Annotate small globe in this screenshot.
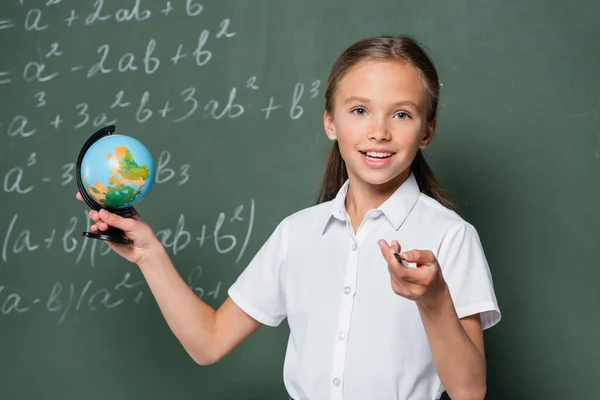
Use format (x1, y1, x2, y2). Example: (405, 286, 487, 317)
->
(80, 134, 155, 209)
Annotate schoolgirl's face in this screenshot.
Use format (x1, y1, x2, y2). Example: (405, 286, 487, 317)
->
(324, 59, 436, 188)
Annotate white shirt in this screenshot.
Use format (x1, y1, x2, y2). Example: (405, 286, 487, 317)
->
(228, 173, 501, 400)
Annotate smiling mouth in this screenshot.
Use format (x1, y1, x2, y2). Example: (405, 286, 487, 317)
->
(359, 151, 395, 159)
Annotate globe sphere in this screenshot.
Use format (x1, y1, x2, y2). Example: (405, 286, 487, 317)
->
(80, 134, 155, 209)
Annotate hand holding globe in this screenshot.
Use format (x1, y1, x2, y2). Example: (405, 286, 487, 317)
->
(76, 125, 156, 246)
(74, 197, 162, 264)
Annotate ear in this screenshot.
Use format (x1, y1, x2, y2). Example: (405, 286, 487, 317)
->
(419, 117, 437, 149)
(324, 110, 337, 140)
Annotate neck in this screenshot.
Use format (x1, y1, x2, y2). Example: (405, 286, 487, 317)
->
(345, 169, 410, 219)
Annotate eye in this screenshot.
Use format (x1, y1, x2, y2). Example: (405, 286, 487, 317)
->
(394, 112, 411, 120)
(351, 107, 368, 116)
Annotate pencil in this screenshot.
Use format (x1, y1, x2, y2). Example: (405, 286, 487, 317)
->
(393, 252, 413, 268)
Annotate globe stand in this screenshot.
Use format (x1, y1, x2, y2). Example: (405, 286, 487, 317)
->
(76, 125, 136, 245)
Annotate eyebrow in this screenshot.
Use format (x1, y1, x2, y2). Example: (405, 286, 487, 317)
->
(343, 96, 419, 110)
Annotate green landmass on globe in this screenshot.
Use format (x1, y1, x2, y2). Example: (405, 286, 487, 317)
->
(84, 146, 151, 209)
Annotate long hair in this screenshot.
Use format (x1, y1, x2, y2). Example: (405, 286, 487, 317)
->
(316, 35, 455, 210)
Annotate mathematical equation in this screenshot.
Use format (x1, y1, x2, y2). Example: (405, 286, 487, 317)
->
(3, 150, 189, 195)
(1, 1, 235, 85)
(1, 2, 278, 327)
(3, 26, 236, 85)
(3, 79, 323, 140)
(0, 266, 222, 323)
(5, 0, 219, 32)
(1, 198, 255, 266)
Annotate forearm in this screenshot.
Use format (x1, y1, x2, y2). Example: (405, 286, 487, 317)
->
(417, 285, 486, 400)
(138, 245, 218, 365)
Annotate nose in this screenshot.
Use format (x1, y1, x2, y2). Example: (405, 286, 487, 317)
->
(367, 115, 391, 141)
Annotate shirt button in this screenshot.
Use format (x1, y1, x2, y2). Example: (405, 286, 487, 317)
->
(332, 377, 341, 387)
(351, 243, 357, 251)
(343, 286, 351, 295)
(338, 331, 346, 340)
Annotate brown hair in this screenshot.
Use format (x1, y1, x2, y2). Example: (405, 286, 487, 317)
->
(316, 35, 455, 210)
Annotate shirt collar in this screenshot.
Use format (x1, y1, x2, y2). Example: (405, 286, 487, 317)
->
(322, 172, 421, 233)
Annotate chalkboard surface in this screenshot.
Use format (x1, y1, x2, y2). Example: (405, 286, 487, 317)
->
(1, 1, 599, 399)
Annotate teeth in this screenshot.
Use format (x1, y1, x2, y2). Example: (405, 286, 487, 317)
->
(365, 151, 393, 158)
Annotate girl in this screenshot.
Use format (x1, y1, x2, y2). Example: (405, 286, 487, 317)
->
(78, 35, 500, 400)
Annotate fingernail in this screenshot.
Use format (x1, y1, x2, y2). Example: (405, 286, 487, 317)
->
(99, 209, 107, 217)
(401, 252, 410, 259)
(378, 239, 385, 247)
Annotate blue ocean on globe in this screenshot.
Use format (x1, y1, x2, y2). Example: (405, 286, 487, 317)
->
(81, 134, 156, 209)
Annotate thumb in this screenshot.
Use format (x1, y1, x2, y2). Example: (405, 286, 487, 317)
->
(399, 249, 436, 266)
(98, 209, 136, 232)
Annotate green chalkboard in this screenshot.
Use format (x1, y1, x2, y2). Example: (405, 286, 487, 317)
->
(1, 1, 599, 399)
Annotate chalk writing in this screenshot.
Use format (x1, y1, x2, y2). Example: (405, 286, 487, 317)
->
(24, 9, 49, 32)
(3, 79, 322, 137)
(0, 269, 222, 323)
(0, 198, 255, 265)
(0, 71, 11, 85)
(0, 19, 15, 31)
(4, 7, 235, 85)
(1, 150, 189, 194)
(1, 1, 299, 336)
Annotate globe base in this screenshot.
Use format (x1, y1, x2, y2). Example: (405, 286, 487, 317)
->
(82, 226, 133, 245)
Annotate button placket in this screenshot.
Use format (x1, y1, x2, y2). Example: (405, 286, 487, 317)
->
(330, 235, 359, 400)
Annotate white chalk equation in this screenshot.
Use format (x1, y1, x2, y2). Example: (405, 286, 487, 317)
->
(0, 266, 222, 323)
(2, 150, 190, 195)
(1, 1, 292, 328)
(5, 30, 234, 85)
(2, 79, 322, 140)
(6, 30, 234, 85)
(1, 2, 235, 86)
(5, 1, 227, 31)
(0, 198, 255, 267)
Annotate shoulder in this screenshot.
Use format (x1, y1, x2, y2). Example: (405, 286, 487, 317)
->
(265, 201, 332, 257)
(415, 193, 464, 224)
(413, 195, 491, 278)
(244, 202, 331, 263)
(412, 193, 479, 241)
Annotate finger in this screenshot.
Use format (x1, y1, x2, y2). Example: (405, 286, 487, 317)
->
(378, 239, 391, 252)
(379, 239, 408, 270)
(400, 249, 436, 266)
(393, 252, 412, 268)
(88, 209, 99, 222)
(389, 240, 412, 268)
(388, 259, 424, 285)
(389, 268, 406, 289)
(76, 192, 83, 201)
(378, 240, 396, 264)
(98, 209, 136, 232)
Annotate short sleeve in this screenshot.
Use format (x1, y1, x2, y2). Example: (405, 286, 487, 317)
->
(227, 219, 288, 327)
(437, 220, 501, 330)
